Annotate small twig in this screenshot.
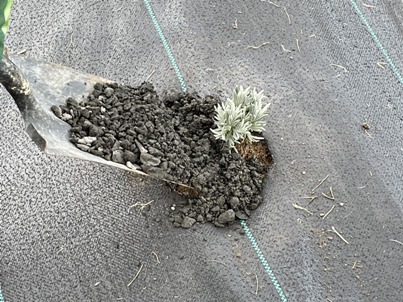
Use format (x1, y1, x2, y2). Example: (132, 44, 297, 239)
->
(292, 203, 313, 215)
(210, 260, 228, 267)
(330, 64, 348, 73)
(322, 187, 335, 200)
(67, 32, 75, 48)
(390, 239, 403, 245)
(281, 44, 291, 53)
(247, 41, 270, 49)
(311, 175, 329, 193)
(127, 264, 144, 287)
(352, 261, 363, 269)
(377, 61, 387, 69)
(56, 247, 64, 254)
(128, 200, 154, 213)
(152, 251, 160, 264)
(255, 274, 259, 295)
(364, 129, 373, 139)
(145, 70, 155, 82)
(233, 19, 238, 29)
(284, 7, 291, 25)
(261, 0, 280, 7)
(303, 195, 318, 204)
(362, 3, 376, 8)
(296, 39, 300, 52)
(322, 205, 336, 220)
(11, 49, 28, 55)
(343, 211, 353, 219)
(331, 226, 349, 244)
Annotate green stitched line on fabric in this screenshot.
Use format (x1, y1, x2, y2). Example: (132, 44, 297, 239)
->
(240, 220, 288, 302)
(143, 1, 287, 300)
(143, 0, 187, 92)
(0, 287, 4, 302)
(349, 0, 403, 84)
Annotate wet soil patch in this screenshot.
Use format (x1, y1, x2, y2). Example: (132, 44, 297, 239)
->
(52, 82, 271, 227)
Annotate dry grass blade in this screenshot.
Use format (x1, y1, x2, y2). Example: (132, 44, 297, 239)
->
(127, 264, 144, 287)
(128, 200, 154, 213)
(281, 44, 291, 52)
(322, 205, 335, 220)
(330, 64, 348, 73)
(152, 251, 160, 264)
(362, 3, 376, 8)
(296, 39, 300, 52)
(145, 70, 155, 82)
(331, 226, 349, 244)
(390, 239, 403, 245)
(311, 175, 329, 193)
(247, 41, 270, 49)
(210, 259, 228, 267)
(303, 195, 318, 204)
(322, 187, 335, 200)
(284, 7, 291, 24)
(292, 203, 313, 215)
(377, 61, 387, 69)
(261, 0, 280, 7)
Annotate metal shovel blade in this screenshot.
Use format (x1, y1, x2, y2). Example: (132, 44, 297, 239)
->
(10, 54, 147, 175)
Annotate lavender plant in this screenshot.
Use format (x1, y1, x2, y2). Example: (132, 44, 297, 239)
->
(211, 86, 270, 150)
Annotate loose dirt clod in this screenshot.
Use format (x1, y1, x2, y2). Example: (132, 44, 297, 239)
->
(54, 82, 271, 227)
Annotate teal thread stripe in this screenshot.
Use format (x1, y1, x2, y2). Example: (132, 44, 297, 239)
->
(241, 220, 288, 302)
(0, 288, 4, 302)
(143, 0, 188, 92)
(349, 0, 403, 84)
(143, 1, 287, 301)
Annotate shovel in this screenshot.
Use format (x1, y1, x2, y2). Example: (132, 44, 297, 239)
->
(2, 54, 202, 198)
(1, 54, 151, 174)
(1, 55, 200, 196)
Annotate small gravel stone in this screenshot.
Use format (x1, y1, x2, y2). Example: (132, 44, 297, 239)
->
(66, 97, 78, 107)
(218, 209, 235, 224)
(148, 147, 164, 157)
(124, 150, 138, 163)
(77, 144, 89, 152)
(229, 197, 240, 209)
(51, 105, 63, 118)
(243, 185, 252, 195)
(112, 150, 125, 164)
(104, 87, 114, 97)
(77, 136, 97, 145)
(140, 153, 161, 166)
(181, 217, 196, 228)
(62, 113, 72, 121)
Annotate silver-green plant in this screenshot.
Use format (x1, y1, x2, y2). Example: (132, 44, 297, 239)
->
(211, 86, 270, 150)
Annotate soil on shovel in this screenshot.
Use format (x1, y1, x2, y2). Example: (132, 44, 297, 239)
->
(52, 82, 272, 228)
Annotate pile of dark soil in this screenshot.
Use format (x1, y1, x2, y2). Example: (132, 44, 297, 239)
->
(52, 82, 271, 227)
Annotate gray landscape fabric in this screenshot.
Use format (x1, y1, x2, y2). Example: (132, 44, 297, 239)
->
(1, 1, 403, 301)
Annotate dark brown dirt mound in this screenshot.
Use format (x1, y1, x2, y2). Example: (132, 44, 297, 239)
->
(52, 82, 271, 227)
